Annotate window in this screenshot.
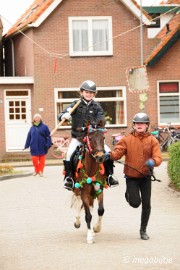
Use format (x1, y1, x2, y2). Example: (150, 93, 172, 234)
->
(158, 81, 180, 124)
(147, 13, 160, 28)
(54, 86, 127, 128)
(69, 16, 113, 56)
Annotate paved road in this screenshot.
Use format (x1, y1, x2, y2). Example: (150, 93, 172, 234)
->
(0, 162, 179, 270)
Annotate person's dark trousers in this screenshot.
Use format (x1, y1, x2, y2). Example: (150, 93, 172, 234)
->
(63, 160, 74, 190)
(125, 177, 151, 239)
(104, 159, 119, 186)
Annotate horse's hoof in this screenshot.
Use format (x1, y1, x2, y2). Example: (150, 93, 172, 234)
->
(87, 230, 95, 243)
(93, 228, 100, 233)
(87, 238, 95, 244)
(74, 223, 80, 229)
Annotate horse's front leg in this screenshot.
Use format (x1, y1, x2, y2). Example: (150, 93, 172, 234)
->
(93, 193, 104, 233)
(85, 207, 95, 244)
(71, 194, 82, 229)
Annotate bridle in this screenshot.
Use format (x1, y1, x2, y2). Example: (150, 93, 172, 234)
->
(82, 126, 107, 159)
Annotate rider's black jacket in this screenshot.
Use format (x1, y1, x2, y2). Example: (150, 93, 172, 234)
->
(58, 98, 105, 139)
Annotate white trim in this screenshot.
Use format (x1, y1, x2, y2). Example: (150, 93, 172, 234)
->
(69, 16, 113, 57)
(55, 86, 124, 91)
(54, 86, 127, 128)
(0, 77, 34, 84)
(120, 0, 152, 25)
(4, 89, 32, 152)
(157, 80, 180, 126)
(22, 0, 152, 30)
(31, 0, 64, 27)
(147, 13, 174, 39)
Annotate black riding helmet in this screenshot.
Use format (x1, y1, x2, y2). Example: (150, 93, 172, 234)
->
(133, 113, 150, 124)
(80, 80, 96, 93)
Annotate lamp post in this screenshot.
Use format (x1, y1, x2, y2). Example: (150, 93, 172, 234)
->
(140, 0, 143, 65)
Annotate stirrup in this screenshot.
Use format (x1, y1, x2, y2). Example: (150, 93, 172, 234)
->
(64, 177, 74, 191)
(107, 175, 119, 187)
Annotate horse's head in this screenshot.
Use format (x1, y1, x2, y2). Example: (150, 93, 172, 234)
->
(83, 120, 107, 163)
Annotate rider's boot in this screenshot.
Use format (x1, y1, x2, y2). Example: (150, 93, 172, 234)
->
(104, 159, 119, 187)
(140, 208, 151, 240)
(63, 160, 74, 191)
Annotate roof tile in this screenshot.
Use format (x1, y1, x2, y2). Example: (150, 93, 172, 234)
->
(144, 13, 180, 65)
(5, 0, 54, 37)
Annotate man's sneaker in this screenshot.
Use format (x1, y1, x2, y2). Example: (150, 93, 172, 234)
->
(39, 172, 43, 177)
(64, 177, 74, 191)
(33, 172, 38, 176)
(107, 175, 119, 187)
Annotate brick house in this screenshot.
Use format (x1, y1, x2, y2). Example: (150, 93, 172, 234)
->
(0, 0, 179, 161)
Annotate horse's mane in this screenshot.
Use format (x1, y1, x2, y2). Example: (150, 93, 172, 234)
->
(76, 119, 105, 133)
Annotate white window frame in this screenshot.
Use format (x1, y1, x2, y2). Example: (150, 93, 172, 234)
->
(68, 16, 113, 57)
(157, 80, 180, 125)
(54, 86, 127, 129)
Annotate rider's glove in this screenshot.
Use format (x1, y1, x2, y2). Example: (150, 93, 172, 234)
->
(104, 153, 111, 162)
(145, 159, 155, 167)
(61, 112, 71, 120)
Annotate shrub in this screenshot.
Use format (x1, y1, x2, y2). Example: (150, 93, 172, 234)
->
(0, 165, 14, 175)
(167, 142, 180, 190)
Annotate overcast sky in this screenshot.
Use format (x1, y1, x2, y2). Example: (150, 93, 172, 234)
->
(1, 0, 162, 35)
(1, 0, 34, 34)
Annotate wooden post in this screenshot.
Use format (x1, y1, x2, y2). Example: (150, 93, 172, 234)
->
(50, 99, 81, 136)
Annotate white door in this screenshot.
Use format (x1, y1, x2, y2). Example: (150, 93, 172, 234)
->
(5, 90, 31, 151)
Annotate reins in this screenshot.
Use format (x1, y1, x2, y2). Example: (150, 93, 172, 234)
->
(115, 160, 161, 182)
(82, 125, 107, 158)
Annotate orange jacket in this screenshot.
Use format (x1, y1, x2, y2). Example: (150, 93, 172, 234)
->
(110, 131, 162, 178)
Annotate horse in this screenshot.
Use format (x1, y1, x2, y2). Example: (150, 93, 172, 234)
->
(71, 120, 108, 243)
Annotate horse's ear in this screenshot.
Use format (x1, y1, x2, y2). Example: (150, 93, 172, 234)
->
(97, 120, 105, 128)
(85, 119, 91, 128)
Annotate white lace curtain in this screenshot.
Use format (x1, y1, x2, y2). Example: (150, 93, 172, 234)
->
(72, 19, 109, 52)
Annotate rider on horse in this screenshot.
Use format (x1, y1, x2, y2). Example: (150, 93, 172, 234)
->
(58, 80, 119, 191)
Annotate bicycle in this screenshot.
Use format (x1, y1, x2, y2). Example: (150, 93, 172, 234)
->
(50, 136, 70, 159)
(112, 132, 125, 145)
(151, 123, 180, 152)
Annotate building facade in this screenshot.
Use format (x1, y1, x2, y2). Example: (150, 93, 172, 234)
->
(0, 0, 179, 161)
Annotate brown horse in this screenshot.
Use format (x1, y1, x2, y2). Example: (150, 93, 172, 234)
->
(71, 121, 108, 243)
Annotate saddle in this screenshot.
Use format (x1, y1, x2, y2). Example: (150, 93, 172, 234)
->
(70, 145, 84, 179)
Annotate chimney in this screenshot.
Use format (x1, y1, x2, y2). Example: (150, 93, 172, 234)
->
(166, 23, 170, 34)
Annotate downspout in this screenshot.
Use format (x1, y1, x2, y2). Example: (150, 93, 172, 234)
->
(10, 38, 15, 76)
(140, 0, 143, 66)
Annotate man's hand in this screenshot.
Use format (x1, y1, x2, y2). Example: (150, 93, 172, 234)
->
(61, 112, 71, 120)
(145, 159, 155, 167)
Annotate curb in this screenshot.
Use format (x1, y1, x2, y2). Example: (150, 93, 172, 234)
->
(0, 172, 33, 181)
(0, 162, 63, 181)
(0, 160, 63, 168)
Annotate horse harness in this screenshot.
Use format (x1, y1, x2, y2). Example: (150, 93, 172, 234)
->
(70, 125, 108, 195)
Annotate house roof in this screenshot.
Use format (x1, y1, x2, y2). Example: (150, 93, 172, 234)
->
(119, 0, 152, 24)
(5, 0, 62, 37)
(4, 0, 179, 67)
(144, 7, 180, 66)
(160, 0, 180, 4)
(143, 5, 180, 14)
(4, 0, 152, 38)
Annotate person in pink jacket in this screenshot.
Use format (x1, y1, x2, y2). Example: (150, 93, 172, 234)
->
(105, 112, 162, 240)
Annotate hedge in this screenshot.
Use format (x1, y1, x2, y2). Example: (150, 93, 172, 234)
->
(0, 165, 14, 175)
(167, 142, 180, 190)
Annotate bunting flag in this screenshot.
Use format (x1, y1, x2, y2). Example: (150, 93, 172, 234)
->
(53, 57, 58, 74)
(126, 65, 150, 93)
